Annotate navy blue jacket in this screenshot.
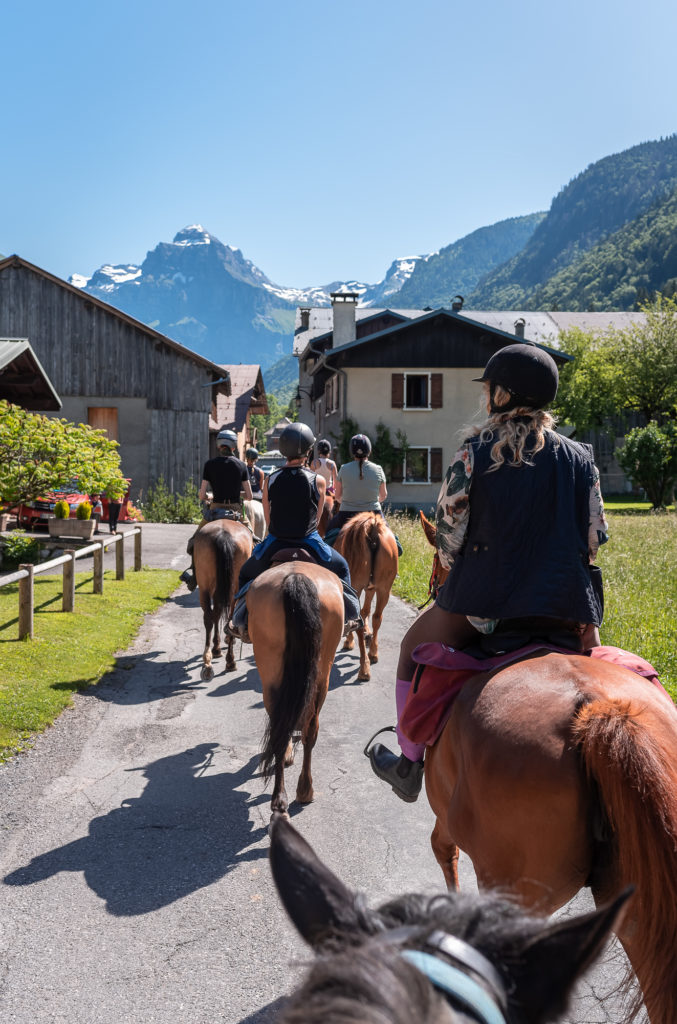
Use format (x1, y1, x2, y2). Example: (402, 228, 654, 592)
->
(437, 430, 603, 625)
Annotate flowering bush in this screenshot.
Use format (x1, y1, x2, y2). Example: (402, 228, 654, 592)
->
(125, 502, 145, 522)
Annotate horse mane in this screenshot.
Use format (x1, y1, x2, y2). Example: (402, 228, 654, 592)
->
(279, 889, 589, 1024)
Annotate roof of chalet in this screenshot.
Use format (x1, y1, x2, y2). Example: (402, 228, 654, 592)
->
(0, 338, 62, 410)
(210, 364, 269, 433)
(0, 254, 232, 385)
(294, 305, 647, 359)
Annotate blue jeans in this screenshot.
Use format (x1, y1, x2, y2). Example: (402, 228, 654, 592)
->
(237, 530, 351, 589)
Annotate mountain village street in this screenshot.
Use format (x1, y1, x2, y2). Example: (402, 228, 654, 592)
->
(0, 525, 643, 1023)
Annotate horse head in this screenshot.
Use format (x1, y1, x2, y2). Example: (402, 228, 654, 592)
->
(419, 510, 449, 604)
(270, 815, 629, 1024)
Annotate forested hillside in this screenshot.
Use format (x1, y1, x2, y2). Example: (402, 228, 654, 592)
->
(393, 214, 544, 307)
(469, 135, 677, 308)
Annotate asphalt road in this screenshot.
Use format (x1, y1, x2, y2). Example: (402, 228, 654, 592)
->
(0, 525, 644, 1022)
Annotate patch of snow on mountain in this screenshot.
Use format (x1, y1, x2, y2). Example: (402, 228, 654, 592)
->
(173, 225, 212, 246)
(69, 273, 90, 289)
(98, 264, 142, 285)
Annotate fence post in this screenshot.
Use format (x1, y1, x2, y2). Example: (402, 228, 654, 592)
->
(116, 534, 125, 580)
(93, 540, 104, 594)
(63, 550, 76, 612)
(134, 525, 142, 572)
(18, 564, 34, 640)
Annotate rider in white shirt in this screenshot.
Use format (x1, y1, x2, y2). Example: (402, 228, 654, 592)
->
(310, 439, 338, 494)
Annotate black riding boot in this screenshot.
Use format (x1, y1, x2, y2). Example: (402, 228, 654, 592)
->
(180, 561, 197, 591)
(369, 743, 423, 803)
(227, 596, 251, 643)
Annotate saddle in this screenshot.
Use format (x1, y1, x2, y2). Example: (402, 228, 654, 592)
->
(269, 547, 316, 567)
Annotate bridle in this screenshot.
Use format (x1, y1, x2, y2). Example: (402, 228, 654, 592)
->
(418, 552, 444, 610)
(384, 927, 509, 1024)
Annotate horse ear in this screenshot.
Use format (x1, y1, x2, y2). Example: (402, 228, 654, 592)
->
(419, 510, 437, 549)
(509, 889, 632, 1020)
(269, 814, 361, 948)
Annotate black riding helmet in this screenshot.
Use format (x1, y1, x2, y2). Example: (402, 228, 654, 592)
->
(473, 344, 559, 413)
(350, 433, 372, 458)
(245, 447, 259, 460)
(316, 439, 331, 456)
(279, 422, 316, 460)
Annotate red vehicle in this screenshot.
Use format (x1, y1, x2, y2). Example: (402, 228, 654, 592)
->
(17, 481, 131, 530)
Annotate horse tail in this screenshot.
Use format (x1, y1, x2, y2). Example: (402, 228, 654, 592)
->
(574, 696, 677, 1018)
(260, 572, 322, 782)
(212, 528, 235, 622)
(365, 514, 381, 584)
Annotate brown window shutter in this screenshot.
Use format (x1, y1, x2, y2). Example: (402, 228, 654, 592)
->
(391, 373, 404, 408)
(430, 447, 443, 482)
(391, 450, 404, 483)
(431, 374, 443, 408)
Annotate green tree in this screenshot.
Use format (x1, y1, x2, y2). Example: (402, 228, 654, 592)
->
(372, 421, 409, 477)
(617, 421, 677, 509)
(0, 401, 125, 511)
(250, 392, 297, 447)
(555, 297, 677, 430)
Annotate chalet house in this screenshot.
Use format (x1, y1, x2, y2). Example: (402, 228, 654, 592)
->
(0, 338, 61, 410)
(0, 255, 233, 499)
(294, 297, 647, 505)
(210, 364, 269, 459)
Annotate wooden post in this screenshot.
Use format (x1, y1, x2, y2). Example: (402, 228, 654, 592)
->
(134, 526, 142, 572)
(93, 540, 104, 594)
(63, 550, 76, 612)
(18, 564, 34, 640)
(115, 534, 125, 580)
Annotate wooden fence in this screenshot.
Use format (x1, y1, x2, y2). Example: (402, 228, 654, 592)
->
(1, 527, 142, 640)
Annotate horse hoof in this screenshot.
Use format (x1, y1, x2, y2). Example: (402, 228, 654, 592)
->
(284, 752, 295, 768)
(295, 790, 314, 805)
(358, 670, 371, 682)
(268, 811, 290, 829)
(369, 653, 378, 664)
(201, 666, 214, 681)
(212, 649, 222, 659)
(225, 661, 236, 673)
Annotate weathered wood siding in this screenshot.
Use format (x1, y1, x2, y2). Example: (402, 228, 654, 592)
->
(0, 261, 214, 495)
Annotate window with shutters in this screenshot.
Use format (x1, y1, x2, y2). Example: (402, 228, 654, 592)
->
(394, 372, 443, 410)
(324, 375, 339, 414)
(397, 446, 444, 485)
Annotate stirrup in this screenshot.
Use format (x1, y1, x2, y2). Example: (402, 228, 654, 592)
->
(363, 725, 397, 759)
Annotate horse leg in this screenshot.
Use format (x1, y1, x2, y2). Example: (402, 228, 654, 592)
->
(367, 587, 390, 664)
(361, 585, 374, 648)
(431, 819, 461, 891)
(225, 632, 237, 673)
(271, 756, 289, 817)
(296, 704, 320, 804)
(342, 629, 355, 651)
(356, 624, 371, 682)
(201, 594, 215, 682)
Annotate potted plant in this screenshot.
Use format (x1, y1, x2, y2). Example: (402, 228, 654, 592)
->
(48, 498, 96, 540)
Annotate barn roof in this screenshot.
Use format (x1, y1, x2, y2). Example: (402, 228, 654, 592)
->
(0, 254, 232, 385)
(210, 364, 268, 433)
(0, 338, 62, 410)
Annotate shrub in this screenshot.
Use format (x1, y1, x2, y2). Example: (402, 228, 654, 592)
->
(1, 533, 41, 570)
(140, 477, 202, 524)
(76, 501, 92, 520)
(617, 421, 677, 509)
(53, 499, 70, 519)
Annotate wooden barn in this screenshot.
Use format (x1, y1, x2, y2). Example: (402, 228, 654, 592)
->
(0, 255, 232, 500)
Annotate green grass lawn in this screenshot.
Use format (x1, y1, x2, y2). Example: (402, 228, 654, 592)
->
(390, 510, 677, 699)
(0, 568, 179, 761)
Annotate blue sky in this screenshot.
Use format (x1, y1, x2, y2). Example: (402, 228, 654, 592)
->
(2, 0, 676, 288)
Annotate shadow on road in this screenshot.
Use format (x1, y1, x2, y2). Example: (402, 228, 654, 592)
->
(3, 746, 269, 915)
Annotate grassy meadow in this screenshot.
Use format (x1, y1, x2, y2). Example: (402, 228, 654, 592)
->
(391, 510, 677, 700)
(0, 568, 179, 761)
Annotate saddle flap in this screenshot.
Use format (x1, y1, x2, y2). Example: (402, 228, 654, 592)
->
(269, 547, 317, 567)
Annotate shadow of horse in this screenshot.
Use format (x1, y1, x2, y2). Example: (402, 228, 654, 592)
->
(3, 747, 268, 916)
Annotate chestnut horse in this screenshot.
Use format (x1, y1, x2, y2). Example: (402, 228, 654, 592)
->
(316, 490, 335, 538)
(247, 561, 344, 815)
(417, 511, 677, 1022)
(270, 814, 630, 1024)
(334, 512, 398, 681)
(193, 519, 253, 679)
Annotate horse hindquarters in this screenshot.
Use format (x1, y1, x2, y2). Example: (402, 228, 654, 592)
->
(575, 696, 677, 1023)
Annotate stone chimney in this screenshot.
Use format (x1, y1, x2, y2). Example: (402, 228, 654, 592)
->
(451, 294, 464, 312)
(514, 317, 526, 339)
(331, 292, 358, 348)
(299, 306, 311, 330)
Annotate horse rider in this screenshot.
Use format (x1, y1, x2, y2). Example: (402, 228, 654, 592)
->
(228, 422, 362, 637)
(325, 433, 403, 555)
(245, 447, 265, 501)
(180, 428, 253, 592)
(369, 343, 608, 802)
(309, 439, 337, 495)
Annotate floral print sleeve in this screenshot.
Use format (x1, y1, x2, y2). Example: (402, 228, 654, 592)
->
(435, 443, 473, 570)
(589, 463, 609, 560)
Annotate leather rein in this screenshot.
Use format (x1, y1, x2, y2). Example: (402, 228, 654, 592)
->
(418, 552, 443, 610)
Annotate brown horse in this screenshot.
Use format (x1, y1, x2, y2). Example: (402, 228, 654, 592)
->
(193, 519, 253, 679)
(417, 510, 677, 1022)
(316, 490, 335, 538)
(334, 512, 398, 681)
(270, 814, 630, 1024)
(247, 561, 344, 815)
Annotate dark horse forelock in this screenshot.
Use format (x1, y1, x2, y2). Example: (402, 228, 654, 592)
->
(259, 573, 322, 782)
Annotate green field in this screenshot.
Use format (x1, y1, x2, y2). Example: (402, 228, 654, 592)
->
(0, 568, 179, 761)
(391, 510, 677, 699)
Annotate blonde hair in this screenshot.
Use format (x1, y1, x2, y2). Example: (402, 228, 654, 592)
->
(466, 384, 556, 470)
